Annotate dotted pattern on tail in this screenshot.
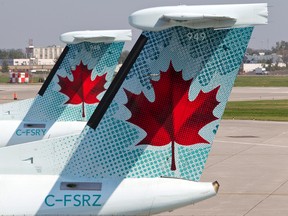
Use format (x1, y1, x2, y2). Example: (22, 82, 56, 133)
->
(60, 27, 253, 181)
(2, 42, 124, 122)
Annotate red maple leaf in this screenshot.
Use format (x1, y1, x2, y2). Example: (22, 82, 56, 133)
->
(58, 61, 107, 117)
(124, 61, 220, 170)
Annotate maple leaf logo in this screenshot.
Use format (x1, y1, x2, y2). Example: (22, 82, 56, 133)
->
(57, 61, 107, 117)
(124, 61, 220, 171)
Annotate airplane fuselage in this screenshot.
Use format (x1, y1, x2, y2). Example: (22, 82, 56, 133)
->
(0, 120, 86, 147)
(0, 175, 217, 215)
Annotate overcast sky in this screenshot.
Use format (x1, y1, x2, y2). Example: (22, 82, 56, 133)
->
(0, 0, 284, 50)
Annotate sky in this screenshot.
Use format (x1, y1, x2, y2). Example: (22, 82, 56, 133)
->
(0, 0, 285, 51)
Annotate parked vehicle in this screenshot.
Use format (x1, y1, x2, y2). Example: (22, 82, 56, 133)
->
(255, 67, 269, 75)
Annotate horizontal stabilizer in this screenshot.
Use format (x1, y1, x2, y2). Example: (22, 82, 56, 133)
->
(60, 30, 132, 44)
(129, 3, 268, 31)
(163, 13, 236, 22)
(73, 36, 115, 43)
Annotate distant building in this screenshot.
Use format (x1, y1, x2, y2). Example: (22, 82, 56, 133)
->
(13, 59, 30, 66)
(36, 59, 56, 65)
(243, 63, 266, 73)
(31, 45, 64, 60)
(243, 52, 286, 73)
(0, 44, 64, 68)
(0, 59, 30, 67)
(25, 43, 64, 66)
(0, 58, 56, 67)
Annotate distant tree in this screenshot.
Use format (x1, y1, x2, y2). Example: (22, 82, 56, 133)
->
(246, 48, 258, 55)
(272, 41, 288, 53)
(246, 48, 272, 55)
(265, 59, 273, 71)
(0, 50, 8, 59)
(8, 49, 25, 59)
(263, 49, 272, 55)
(118, 50, 130, 64)
(272, 41, 288, 65)
(0, 49, 25, 59)
(1, 60, 9, 72)
(283, 55, 288, 68)
(243, 55, 250, 63)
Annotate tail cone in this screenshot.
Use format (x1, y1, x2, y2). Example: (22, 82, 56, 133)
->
(213, 181, 220, 193)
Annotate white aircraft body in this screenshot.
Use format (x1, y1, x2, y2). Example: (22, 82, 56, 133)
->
(0, 120, 86, 147)
(0, 30, 131, 146)
(0, 175, 218, 215)
(0, 3, 267, 215)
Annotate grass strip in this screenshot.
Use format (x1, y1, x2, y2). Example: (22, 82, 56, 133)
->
(234, 76, 288, 87)
(223, 100, 288, 121)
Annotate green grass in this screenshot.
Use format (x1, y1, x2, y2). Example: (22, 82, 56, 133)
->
(0, 75, 10, 83)
(234, 76, 288, 87)
(223, 100, 288, 121)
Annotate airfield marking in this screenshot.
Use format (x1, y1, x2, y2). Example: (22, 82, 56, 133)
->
(215, 140, 288, 148)
(243, 179, 288, 216)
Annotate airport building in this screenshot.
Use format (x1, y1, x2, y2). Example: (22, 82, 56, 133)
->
(243, 52, 287, 73)
(27, 45, 64, 61)
(0, 43, 64, 73)
(26, 42, 64, 66)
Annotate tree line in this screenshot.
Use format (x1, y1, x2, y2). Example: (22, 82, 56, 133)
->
(272, 41, 288, 64)
(0, 49, 26, 59)
(2, 40, 288, 73)
(0, 49, 26, 72)
(247, 40, 288, 65)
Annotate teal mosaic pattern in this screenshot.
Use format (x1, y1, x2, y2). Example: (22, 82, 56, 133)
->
(19, 42, 124, 122)
(61, 27, 253, 181)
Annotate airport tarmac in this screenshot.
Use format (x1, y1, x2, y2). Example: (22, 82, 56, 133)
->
(1, 85, 288, 104)
(0, 84, 41, 103)
(0, 84, 288, 216)
(157, 120, 288, 216)
(229, 87, 288, 101)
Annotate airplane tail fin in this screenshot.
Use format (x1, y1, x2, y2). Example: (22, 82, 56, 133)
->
(59, 4, 267, 181)
(0, 5, 268, 215)
(2, 30, 131, 122)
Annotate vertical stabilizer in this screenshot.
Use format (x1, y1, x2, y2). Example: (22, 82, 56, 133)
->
(61, 4, 268, 182)
(63, 27, 253, 181)
(28, 30, 131, 122)
(2, 30, 131, 146)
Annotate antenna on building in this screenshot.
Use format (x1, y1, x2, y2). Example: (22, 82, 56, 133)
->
(26, 39, 34, 59)
(26, 39, 36, 74)
(28, 39, 34, 47)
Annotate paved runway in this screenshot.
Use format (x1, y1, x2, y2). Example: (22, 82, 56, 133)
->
(229, 87, 288, 101)
(1, 85, 288, 104)
(0, 84, 41, 104)
(157, 120, 288, 216)
(0, 84, 288, 215)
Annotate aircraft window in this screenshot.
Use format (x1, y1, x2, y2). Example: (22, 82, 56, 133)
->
(60, 182, 102, 191)
(24, 123, 46, 128)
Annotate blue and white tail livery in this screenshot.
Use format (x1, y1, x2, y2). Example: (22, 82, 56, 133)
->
(0, 30, 131, 147)
(0, 4, 267, 216)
